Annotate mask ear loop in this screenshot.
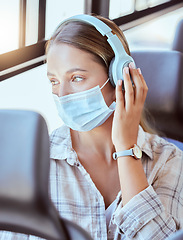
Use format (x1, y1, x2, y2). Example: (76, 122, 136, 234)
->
(100, 78, 110, 90)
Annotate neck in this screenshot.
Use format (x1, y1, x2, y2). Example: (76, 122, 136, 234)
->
(70, 114, 115, 164)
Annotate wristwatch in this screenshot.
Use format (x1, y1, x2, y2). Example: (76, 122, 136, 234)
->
(113, 144, 142, 160)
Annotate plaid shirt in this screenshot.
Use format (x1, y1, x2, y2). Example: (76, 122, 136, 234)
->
(0, 125, 183, 240)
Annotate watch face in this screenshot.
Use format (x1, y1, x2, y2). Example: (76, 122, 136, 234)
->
(133, 145, 142, 159)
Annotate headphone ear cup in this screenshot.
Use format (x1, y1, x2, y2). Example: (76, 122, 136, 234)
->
(108, 58, 116, 87)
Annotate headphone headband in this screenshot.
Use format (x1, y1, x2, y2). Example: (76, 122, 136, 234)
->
(60, 14, 134, 86)
(63, 14, 126, 57)
(65, 14, 113, 37)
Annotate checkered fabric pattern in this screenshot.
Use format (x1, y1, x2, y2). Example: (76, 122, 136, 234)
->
(0, 125, 182, 240)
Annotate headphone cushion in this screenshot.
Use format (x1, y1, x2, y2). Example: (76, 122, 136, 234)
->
(108, 58, 116, 87)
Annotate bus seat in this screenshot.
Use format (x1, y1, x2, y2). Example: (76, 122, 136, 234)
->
(172, 19, 183, 53)
(167, 230, 183, 240)
(164, 138, 183, 151)
(0, 110, 93, 240)
(131, 50, 183, 142)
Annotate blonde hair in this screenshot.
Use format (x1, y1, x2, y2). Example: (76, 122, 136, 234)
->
(46, 14, 156, 134)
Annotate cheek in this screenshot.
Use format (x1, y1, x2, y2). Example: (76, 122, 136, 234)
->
(102, 84, 116, 106)
(52, 85, 61, 96)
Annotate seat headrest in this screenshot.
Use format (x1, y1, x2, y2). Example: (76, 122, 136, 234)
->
(172, 19, 183, 53)
(131, 50, 183, 118)
(0, 110, 67, 239)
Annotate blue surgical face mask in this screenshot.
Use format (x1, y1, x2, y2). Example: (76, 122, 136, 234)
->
(52, 78, 116, 132)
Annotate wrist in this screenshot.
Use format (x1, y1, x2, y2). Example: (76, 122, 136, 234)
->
(114, 138, 138, 152)
(115, 143, 135, 152)
(113, 144, 142, 160)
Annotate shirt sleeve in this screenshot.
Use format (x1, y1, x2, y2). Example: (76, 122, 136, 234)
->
(112, 149, 183, 240)
(0, 231, 44, 239)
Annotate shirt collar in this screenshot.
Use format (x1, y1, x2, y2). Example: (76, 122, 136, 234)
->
(50, 124, 78, 166)
(137, 126, 153, 159)
(50, 124, 153, 163)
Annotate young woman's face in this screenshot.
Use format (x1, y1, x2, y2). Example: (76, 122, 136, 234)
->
(47, 43, 115, 107)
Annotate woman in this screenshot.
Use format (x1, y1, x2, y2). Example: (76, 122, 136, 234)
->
(1, 14, 183, 240)
(47, 14, 183, 240)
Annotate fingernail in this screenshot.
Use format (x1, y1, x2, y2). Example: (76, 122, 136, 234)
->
(137, 68, 142, 74)
(124, 67, 129, 74)
(118, 80, 122, 86)
(129, 62, 136, 69)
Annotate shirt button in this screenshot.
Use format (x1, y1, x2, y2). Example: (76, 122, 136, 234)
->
(120, 228, 125, 234)
(108, 230, 111, 234)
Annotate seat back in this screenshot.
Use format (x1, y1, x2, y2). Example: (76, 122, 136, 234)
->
(0, 110, 67, 239)
(167, 230, 183, 240)
(131, 50, 183, 141)
(0, 110, 92, 240)
(172, 19, 183, 53)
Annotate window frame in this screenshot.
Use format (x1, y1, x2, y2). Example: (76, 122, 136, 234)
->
(0, 0, 182, 82)
(0, 0, 46, 81)
(113, 0, 183, 30)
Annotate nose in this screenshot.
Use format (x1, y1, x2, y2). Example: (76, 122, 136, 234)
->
(54, 80, 69, 97)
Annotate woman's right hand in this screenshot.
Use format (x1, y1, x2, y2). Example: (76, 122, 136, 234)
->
(111, 62, 148, 152)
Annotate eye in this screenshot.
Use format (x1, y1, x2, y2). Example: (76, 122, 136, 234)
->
(50, 79, 60, 86)
(72, 75, 85, 82)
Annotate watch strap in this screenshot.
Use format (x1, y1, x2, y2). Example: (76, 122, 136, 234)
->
(113, 149, 133, 160)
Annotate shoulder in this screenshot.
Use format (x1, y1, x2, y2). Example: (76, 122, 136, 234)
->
(49, 124, 72, 160)
(49, 124, 70, 146)
(143, 132, 183, 200)
(144, 131, 183, 166)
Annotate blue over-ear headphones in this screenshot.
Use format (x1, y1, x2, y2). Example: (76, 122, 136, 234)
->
(61, 14, 135, 87)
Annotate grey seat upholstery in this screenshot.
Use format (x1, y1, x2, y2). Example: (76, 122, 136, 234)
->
(164, 137, 183, 151)
(172, 19, 183, 53)
(167, 230, 183, 240)
(0, 110, 93, 240)
(131, 50, 183, 142)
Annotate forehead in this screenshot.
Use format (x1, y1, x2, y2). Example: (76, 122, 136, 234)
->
(47, 43, 96, 64)
(46, 43, 106, 75)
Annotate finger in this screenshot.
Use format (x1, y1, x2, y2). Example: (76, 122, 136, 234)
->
(123, 66, 134, 110)
(115, 79, 125, 112)
(137, 68, 148, 102)
(129, 63, 144, 105)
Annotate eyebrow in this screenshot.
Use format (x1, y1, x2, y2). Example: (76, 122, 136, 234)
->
(47, 68, 88, 77)
(66, 68, 88, 74)
(47, 72, 54, 77)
